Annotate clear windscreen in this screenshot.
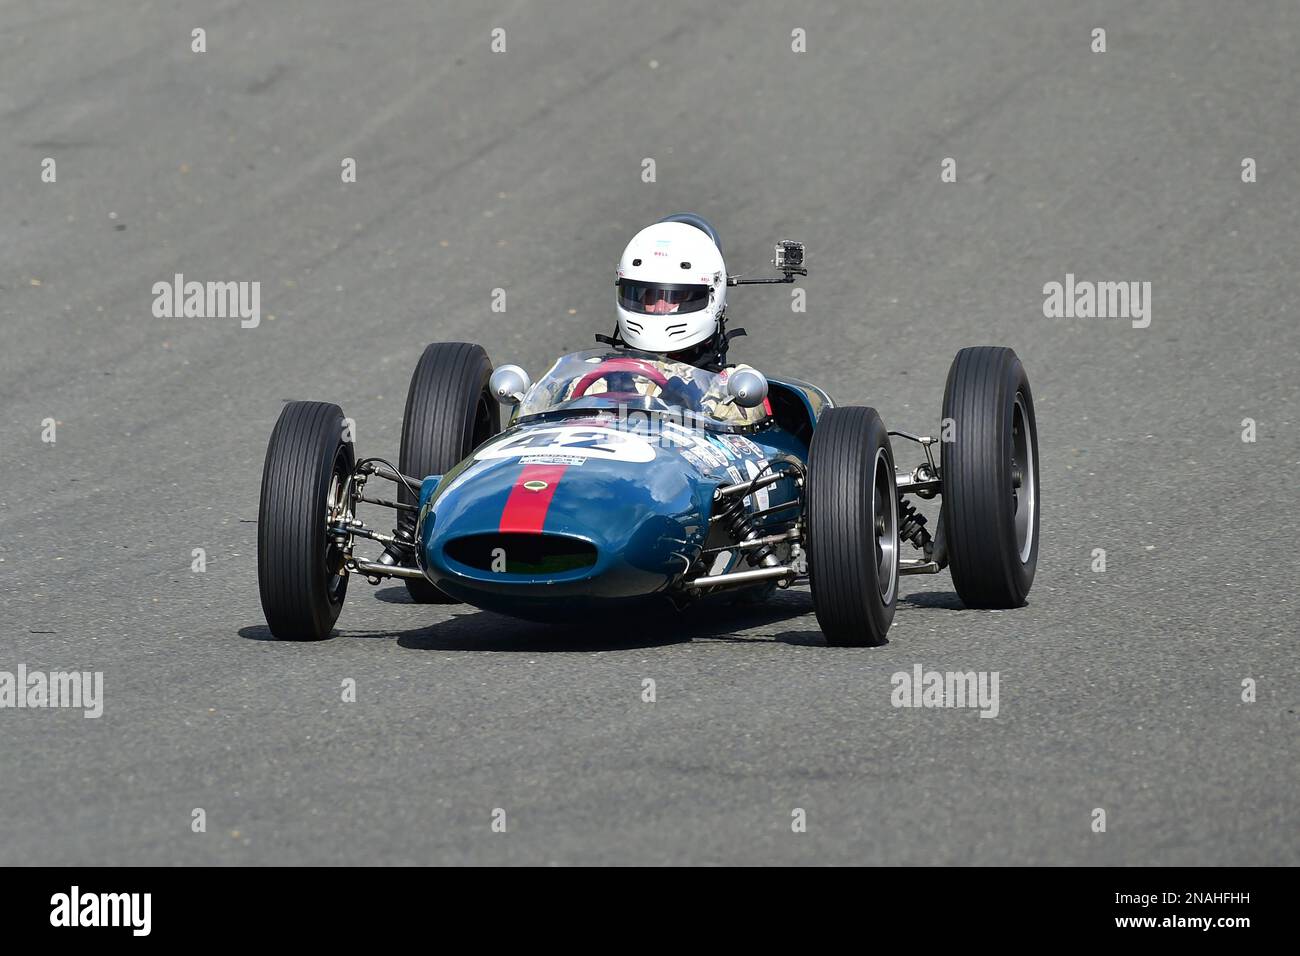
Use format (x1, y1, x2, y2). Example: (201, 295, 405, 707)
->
(514, 348, 766, 428)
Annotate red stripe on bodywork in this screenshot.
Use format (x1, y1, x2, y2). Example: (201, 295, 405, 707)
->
(499, 464, 568, 534)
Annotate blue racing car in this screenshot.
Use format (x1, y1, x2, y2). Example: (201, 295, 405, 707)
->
(257, 223, 1039, 646)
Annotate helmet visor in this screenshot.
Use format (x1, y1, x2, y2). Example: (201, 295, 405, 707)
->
(617, 279, 711, 315)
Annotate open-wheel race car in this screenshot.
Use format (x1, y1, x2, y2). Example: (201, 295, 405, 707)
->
(257, 219, 1039, 646)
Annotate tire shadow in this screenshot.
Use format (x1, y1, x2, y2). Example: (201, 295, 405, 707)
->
(897, 589, 966, 611)
(372, 586, 416, 604)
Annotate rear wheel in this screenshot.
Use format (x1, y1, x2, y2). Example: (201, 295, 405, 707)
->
(805, 406, 898, 647)
(398, 343, 500, 602)
(940, 346, 1039, 608)
(258, 401, 354, 640)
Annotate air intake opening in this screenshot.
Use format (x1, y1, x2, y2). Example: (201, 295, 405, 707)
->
(444, 533, 597, 575)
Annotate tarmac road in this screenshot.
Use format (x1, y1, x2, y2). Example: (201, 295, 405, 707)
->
(1, 0, 1296, 865)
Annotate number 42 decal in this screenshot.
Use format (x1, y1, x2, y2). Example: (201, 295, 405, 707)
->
(476, 426, 656, 463)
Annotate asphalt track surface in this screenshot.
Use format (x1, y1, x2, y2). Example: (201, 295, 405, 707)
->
(2, 1, 1297, 866)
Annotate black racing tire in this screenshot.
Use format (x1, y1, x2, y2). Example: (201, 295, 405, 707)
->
(805, 406, 899, 647)
(258, 401, 355, 640)
(397, 342, 500, 602)
(940, 346, 1040, 608)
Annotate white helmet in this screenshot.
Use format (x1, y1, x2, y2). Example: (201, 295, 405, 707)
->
(615, 221, 727, 353)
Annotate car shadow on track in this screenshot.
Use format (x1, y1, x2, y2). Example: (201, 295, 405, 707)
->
(238, 587, 827, 651)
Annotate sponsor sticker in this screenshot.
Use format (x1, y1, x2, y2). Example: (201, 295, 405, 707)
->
(709, 435, 736, 460)
(744, 459, 771, 511)
(521, 455, 586, 466)
(679, 448, 708, 472)
(721, 434, 763, 460)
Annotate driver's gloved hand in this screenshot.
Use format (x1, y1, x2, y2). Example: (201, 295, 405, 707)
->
(606, 372, 637, 393)
(665, 375, 703, 406)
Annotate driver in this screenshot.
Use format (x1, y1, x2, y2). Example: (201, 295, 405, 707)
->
(641, 288, 685, 314)
(614, 220, 727, 367)
(610, 220, 760, 424)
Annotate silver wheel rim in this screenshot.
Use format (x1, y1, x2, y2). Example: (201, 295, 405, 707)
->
(1011, 393, 1036, 563)
(323, 448, 352, 604)
(872, 446, 898, 603)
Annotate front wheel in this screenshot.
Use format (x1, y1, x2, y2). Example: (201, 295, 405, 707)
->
(397, 342, 500, 602)
(805, 406, 899, 647)
(940, 346, 1040, 608)
(257, 401, 355, 640)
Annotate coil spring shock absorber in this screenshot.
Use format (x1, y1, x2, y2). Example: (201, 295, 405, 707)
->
(898, 497, 933, 556)
(720, 496, 779, 567)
